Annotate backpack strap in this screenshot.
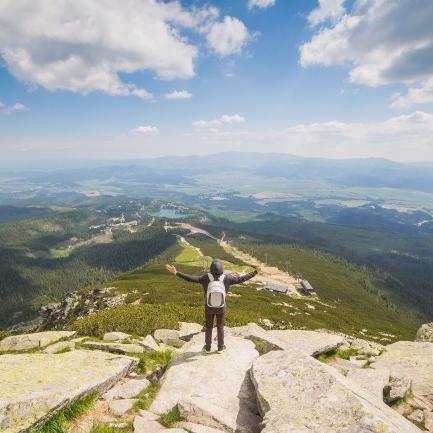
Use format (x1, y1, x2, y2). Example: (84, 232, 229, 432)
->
(219, 274, 226, 282)
(208, 273, 214, 282)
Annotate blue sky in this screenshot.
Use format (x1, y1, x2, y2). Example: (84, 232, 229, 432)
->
(1, 0, 433, 161)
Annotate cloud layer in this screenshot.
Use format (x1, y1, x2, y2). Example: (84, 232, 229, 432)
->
(0, 0, 249, 98)
(248, 0, 276, 10)
(164, 90, 192, 100)
(301, 0, 433, 107)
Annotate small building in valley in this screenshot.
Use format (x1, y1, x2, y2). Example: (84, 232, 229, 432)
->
(300, 279, 317, 296)
(264, 284, 288, 294)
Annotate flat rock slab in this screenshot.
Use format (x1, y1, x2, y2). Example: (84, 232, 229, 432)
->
(42, 341, 75, 354)
(372, 341, 433, 406)
(176, 422, 226, 433)
(150, 334, 261, 433)
(251, 349, 421, 433)
(103, 332, 131, 342)
(0, 331, 76, 352)
(109, 398, 137, 415)
(346, 367, 390, 401)
(178, 322, 203, 340)
(102, 378, 150, 400)
(267, 329, 344, 356)
(0, 350, 135, 433)
(83, 341, 145, 354)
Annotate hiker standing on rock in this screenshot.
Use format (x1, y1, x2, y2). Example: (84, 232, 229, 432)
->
(165, 259, 260, 354)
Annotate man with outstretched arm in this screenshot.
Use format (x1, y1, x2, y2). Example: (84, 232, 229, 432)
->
(165, 259, 260, 354)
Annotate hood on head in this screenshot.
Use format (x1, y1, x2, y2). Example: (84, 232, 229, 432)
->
(210, 259, 224, 276)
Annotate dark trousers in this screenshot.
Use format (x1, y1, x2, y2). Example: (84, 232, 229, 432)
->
(205, 310, 225, 350)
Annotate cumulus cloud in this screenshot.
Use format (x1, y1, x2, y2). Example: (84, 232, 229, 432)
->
(0, 1, 248, 98)
(1, 101, 28, 114)
(307, 0, 346, 27)
(164, 90, 192, 100)
(207, 17, 250, 56)
(130, 125, 159, 135)
(248, 0, 276, 10)
(301, 0, 433, 107)
(192, 114, 246, 128)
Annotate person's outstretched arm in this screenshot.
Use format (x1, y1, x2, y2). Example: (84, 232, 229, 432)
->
(227, 265, 261, 285)
(165, 264, 204, 283)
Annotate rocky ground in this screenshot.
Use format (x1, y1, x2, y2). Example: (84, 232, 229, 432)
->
(1, 322, 433, 433)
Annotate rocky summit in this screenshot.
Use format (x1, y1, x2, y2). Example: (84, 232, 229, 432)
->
(1, 324, 433, 433)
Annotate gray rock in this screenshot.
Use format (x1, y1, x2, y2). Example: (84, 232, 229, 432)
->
(251, 348, 421, 433)
(154, 329, 180, 342)
(154, 329, 185, 348)
(175, 422, 226, 433)
(372, 341, 433, 406)
(136, 335, 160, 351)
(103, 332, 131, 342)
(0, 350, 135, 433)
(424, 410, 433, 432)
(83, 341, 145, 354)
(342, 335, 385, 356)
(179, 322, 203, 341)
(137, 409, 159, 421)
(102, 378, 150, 400)
(384, 376, 412, 404)
(109, 398, 138, 415)
(348, 356, 368, 368)
(134, 414, 164, 433)
(408, 409, 424, 424)
(416, 323, 433, 343)
(346, 367, 390, 401)
(150, 334, 261, 433)
(42, 341, 75, 354)
(0, 331, 76, 352)
(226, 323, 285, 352)
(267, 329, 345, 356)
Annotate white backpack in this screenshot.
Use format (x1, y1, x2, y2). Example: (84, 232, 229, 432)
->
(206, 273, 226, 308)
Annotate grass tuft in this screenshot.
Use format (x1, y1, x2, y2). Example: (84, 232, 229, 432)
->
(159, 406, 183, 428)
(129, 350, 172, 375)
(133, 382, 161, 411)
(34, 393, 97, 433)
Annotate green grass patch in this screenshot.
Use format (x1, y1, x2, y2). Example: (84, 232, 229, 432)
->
(159, 407, 183, 428)
(34, 393, 97, 433)
(89, 425, 122, 433)
(129, 350, 172, 375)
(133, 383, 161, 411)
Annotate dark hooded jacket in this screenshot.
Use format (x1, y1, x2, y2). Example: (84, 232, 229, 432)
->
(175, 258, 257, 313)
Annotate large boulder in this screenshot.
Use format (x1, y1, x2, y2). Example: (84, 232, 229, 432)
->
(226, 323, 285, 352)
(267, 329, 344, 356)
(251, 349, 421, 433)
(416, 323, 433, 343)
(0, 350, 136, 433)
(371, 341, 433, 407)
(178, 322, 203, 341)
(0, 331, 76, 352)
(150, 334, 261, 433)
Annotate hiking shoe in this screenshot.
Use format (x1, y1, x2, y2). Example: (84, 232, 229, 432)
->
(217, 346, 226, 354)
(202, 346, 212, 355)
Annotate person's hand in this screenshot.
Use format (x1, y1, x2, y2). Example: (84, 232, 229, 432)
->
(165, 264, 177, 274)
(255, 265, 262, 273)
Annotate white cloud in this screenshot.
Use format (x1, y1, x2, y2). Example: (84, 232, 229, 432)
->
(164, 90, 192, 100)
(301, 0, 433, 107)
(248, 0, 276, 10)
(192, 114, 246, 128)
(1, 102, 28, 114)
(207, 17, 250, 56)
(130, 125, 159, 135)
(186, 111, 433, 160)
(0, 0, 237, 99)
(307, 0, 346, 27)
